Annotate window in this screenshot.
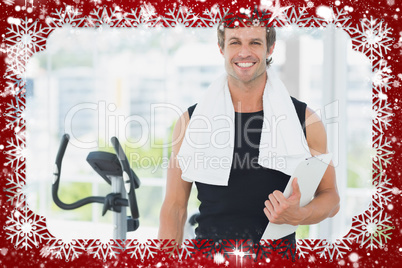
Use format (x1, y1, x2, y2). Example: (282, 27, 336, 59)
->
(25, 26, 371, 241)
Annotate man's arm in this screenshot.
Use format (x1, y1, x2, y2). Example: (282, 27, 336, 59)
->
(158, 112, 193, 243)
(263, 107, 340, 226)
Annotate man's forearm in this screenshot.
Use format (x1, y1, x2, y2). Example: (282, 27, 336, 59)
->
(158, 205, 187, 244)
(298, 190, 340, 226)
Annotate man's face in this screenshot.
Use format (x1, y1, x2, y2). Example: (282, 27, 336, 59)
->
(220, 26, 274, 86)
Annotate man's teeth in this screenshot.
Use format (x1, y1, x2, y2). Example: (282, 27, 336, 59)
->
(237, 62, 254, 68)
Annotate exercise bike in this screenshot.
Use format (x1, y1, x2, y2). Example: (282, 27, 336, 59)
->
(52, 134, 140, 239)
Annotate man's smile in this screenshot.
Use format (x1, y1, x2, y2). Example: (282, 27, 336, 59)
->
(235, 62, 256, 68)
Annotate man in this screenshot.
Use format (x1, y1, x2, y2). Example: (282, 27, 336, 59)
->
(158, 21, 340, 245)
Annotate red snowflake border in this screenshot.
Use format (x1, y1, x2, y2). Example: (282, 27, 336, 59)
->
(2, 3, 396, 263)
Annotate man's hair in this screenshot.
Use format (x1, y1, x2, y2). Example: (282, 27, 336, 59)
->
(217, 21, 276, 66)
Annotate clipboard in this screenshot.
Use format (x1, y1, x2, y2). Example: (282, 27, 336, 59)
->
(261, 153, 332, 240)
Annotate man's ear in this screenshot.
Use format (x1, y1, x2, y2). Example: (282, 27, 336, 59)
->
(218, 42, 224, 56)
(267, 42, 276, 58)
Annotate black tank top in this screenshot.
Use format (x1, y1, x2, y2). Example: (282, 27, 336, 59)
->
(187, 97, 307, 244)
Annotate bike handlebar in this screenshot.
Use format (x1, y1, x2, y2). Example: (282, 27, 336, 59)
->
(52, 134, 105, 210)
(111, 136, 140, 219)
(55, 133, 70, 168)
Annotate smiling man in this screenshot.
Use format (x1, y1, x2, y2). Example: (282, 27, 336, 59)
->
(158, 20, 340, 246)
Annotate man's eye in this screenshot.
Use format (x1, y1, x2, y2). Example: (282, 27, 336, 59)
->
(230, 41, 239, 45)
(252, 42, 261, 45)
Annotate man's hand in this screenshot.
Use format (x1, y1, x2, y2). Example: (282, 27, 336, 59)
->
(262, 107, 340, 227)
(263, 178, 308, 226)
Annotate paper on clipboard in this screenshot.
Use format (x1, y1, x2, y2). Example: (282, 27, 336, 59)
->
(261, 153, 332, 240)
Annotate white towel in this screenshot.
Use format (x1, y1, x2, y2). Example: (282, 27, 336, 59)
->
(177, 68, 311, 186)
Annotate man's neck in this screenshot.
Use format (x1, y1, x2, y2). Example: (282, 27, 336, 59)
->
(228, 73, 267, 113)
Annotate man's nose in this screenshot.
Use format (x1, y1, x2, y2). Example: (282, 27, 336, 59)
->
(238, 44, 252, 58)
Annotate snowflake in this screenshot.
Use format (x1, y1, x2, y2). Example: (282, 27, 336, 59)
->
(252, 18, 260, 26)
(194, 240, 234, 260)
(296, 239, 314, 259)
(271, 238, 297, 260)
(125, 239, 160, 261)
(39, 7, 48, 18)
(264, 0, 292, 24)
(5, 207, 51, 250)
(47, 239, 87, 261)
(125, 8, 151, 27)
(369, 191, 386, 212)
(372, 60, 393, 93)
(4, 170, 26, 208)
(65, 5, 82, 17)
(5, 43, 30, 77)
(281, 5, 311, 26)
(201, 5, 229, 26)
(347, 205, 393, 250)
(268, 5, 310, 27)
(140, 2, 157, 22)
(88, 7, 126, 28)
(372, 97, 393, 134)
(372, 135, 393, 172)
(87, 239, 124, 261)
(3, 67, 25, 96)
(255, 5, 352, 30)
(232, 6, 268, 27)
(350, 17, 393, 63)
(308, 7, 352, 29)
(372, 172, 393, 206)
(251, 240, 274, 261)
(162, 7, 199, 27)
(5, 18, 50, 75)
(161, 239, 196, 260)
(40, 245, 54, 258)
(370, 62, 394, 137)
(5, 18, 45, 50)
(313, 239, 352, 261)
(5, 94, 25, 130)
(4, 130, 26, 170)
(331, 8, 353, 28)
(46, 7, 86, 28)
